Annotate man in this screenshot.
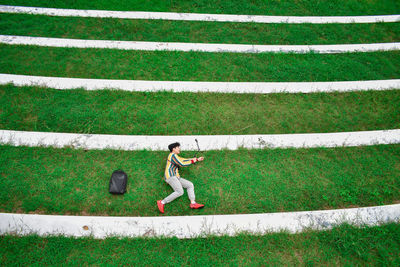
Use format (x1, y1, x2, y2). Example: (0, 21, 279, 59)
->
(157, 142, 205, 213)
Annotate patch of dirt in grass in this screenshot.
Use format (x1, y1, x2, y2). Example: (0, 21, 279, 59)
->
(23, 114, 38, 125)
(15, 208, 24, 213)
(13, 200, 24, 213)
(81, 210, 90, 216)
(294, 250, 305, 265)
(28, 209, 47, 215)
(394, 163, 400, 172)
(322, 205, 335, 210)
(343, 204, 360, 209)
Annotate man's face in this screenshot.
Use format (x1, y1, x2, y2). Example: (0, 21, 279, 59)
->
(173, 146, 181, 154)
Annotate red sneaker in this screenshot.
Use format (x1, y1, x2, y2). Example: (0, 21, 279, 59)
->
(190, 203, 205, 209)
(157, 200, 164, 213)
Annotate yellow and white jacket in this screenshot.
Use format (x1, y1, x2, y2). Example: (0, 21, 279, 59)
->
(164, 153, 196, 180)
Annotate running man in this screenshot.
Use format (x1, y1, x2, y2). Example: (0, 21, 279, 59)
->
(157, 142, 205, 213)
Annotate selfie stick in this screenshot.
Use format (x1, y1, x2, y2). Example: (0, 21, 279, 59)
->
(194, 139, 201, 158)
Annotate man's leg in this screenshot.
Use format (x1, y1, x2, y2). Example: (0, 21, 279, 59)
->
(162, 176, 184, 204)
(180, 177, 205, 209)
(179, 177, 195, 203)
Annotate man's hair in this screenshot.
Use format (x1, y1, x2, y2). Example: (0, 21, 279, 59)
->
(168, 142, 180, 152)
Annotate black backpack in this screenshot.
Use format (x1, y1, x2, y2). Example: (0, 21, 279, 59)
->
(109, 170, 128, 194)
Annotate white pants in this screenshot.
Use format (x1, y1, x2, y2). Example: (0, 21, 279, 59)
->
(162, 176, 195, 203)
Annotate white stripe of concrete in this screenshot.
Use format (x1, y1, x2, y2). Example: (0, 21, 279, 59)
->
(1, 5, 400, 24)
(2, 35, 400, 54)
(2, 74, 400, 94)
(1, 129, 399, 151)
(1, 204, 399, 238)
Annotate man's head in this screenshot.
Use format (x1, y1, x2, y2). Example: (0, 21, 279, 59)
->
(168, 142, 181, 154)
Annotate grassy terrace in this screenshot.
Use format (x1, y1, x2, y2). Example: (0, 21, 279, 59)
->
(1, 224, 400, 265)
(1, 1, 399, 265)
(1, 85, 400, 135)
(1, 45, 400, 82)
(1, 14, 400, 45)
(1, 0, 399, 15)
(1, 145, 399, 216)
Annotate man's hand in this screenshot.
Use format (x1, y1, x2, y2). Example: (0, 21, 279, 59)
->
(197, 157, 204, 162)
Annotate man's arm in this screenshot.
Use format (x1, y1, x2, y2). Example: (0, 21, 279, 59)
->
(171, 154, 202, 167)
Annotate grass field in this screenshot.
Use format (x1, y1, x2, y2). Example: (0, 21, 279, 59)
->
(1, 1, 399, 219)
(1, 45, 400, 82)
(1, 14, 400, 45)
(1, 85, 399, 135)
(1, 1, 400, 265)
(1, 0, 400, 16)
(1, 223, 400, 265)
(1, 144, 399, 216)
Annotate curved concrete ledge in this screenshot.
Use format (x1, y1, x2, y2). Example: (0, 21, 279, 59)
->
(1, 129, 399, 151)
(1, 5, 399, 24)
(1, 204, 399, 238)
(2, 74, 400, 94)
(2, 35, 400, 54)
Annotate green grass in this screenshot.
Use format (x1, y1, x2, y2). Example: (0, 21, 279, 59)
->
(1, 144, 399, 216)
(1, 85, 399, 135)
(2, 13, 400, 45)
(1, 0, 400, 15)
(1, 223, 400, 265)
(1, 45, 400, 82)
